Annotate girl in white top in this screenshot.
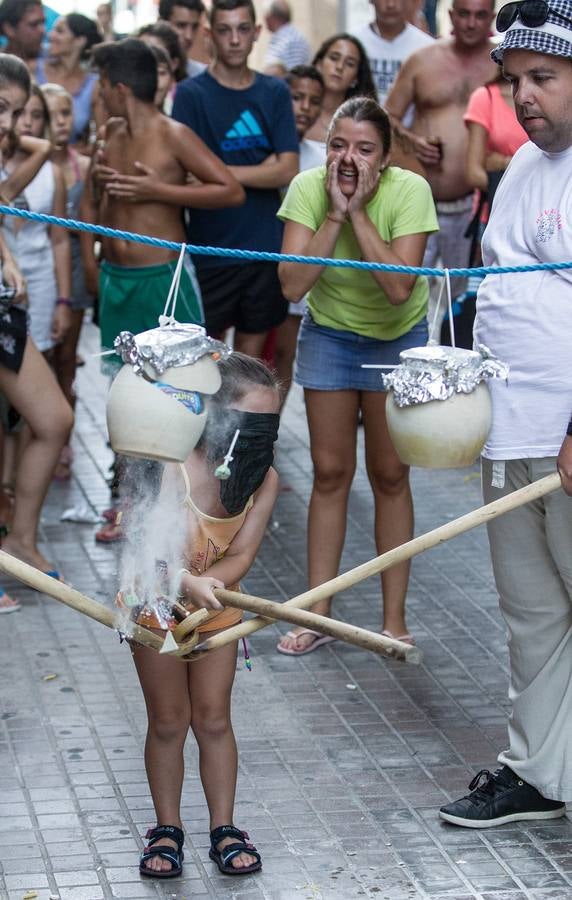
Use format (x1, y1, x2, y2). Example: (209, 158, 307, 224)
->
(0, 54, 72, 602)
(1, 84, 71, 353)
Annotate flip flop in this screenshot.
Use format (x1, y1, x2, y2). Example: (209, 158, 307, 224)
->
(276, 628, 336, 656)
(0, 589, 20, 613)
(45, 570, 63, 581)
(381, 630, 416, 645)
(381, 630, 416, 661)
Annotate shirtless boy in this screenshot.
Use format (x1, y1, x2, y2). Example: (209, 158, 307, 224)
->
(386, 0, 496, 300)
(82, 38, 244, 359)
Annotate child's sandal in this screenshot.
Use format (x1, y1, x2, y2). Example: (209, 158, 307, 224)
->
(139, 824, 184, 878)
(209, 824, 262, 875)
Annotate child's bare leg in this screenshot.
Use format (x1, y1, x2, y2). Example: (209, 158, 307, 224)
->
(233, 330, 268, 359)
(274, 314, 301, 409)
(188, 641, 257, 870)
(132, 643, 191, 874)
(54, 309, 84, 406)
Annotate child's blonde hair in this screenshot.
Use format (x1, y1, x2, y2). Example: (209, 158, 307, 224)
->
(40, 82, 73, 107)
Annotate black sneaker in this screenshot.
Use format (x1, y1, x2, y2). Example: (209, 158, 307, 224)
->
(439, 766, 566, 828)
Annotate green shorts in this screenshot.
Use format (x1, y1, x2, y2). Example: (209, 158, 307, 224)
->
(99, 257, 204, 368)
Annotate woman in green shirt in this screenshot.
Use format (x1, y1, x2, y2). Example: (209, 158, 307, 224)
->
(276, 96, 438, 655)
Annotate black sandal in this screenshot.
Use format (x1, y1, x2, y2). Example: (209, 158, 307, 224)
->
(139, 824, 184, 878)
(209, 824, 262, 875)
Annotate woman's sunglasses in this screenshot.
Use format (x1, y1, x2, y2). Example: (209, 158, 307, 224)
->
(497, 0, 572, 32)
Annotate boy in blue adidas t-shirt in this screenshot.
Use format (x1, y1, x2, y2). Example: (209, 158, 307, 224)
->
(172, 0, 299, 357)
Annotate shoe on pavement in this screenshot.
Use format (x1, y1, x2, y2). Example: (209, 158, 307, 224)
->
(439, 766, 566, 828)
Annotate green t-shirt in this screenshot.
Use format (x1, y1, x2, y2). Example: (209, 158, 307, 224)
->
(277, 166, 438, 341)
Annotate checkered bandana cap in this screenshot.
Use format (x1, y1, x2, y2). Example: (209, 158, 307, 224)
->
(491, 0, 572, 62)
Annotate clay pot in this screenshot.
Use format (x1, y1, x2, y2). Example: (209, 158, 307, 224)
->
(107, 355, 221, 463)
(386, 382, 492, 468)
(384, 345, 495, 469)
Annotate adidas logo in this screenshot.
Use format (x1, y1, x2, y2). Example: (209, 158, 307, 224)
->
(221, 110, 269, 151)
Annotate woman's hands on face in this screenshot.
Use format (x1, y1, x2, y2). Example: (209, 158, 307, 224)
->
(325, 155, 348, 221)
(326, 153, 381, 220)
(347, 157, 380, 215)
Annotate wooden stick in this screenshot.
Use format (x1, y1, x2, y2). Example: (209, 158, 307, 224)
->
(0, 549, 165, 653)
(199, 472, 562, 653)
(181, 587, 420, 662)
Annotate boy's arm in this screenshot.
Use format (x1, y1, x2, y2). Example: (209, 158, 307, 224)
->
(178, 468, 279, 608)
(227, 151, 299, 190)
(228, 81, 299, 189)
(0, 137, 52, 202)
(79, 156, 100, 298)
(104, 122, 245, 209)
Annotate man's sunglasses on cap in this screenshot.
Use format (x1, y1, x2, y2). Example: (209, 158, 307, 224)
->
(496, 0, 572, 31)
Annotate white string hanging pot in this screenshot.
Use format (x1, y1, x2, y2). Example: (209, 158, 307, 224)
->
(382, 272, 508, 469)
(106, 246, 230, 462)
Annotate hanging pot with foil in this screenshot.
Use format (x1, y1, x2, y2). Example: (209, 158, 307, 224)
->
(383, 344, 508, 469)
(106, 324, 230, 463)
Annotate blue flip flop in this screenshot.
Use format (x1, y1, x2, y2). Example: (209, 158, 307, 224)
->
(0, 588, 20, 613)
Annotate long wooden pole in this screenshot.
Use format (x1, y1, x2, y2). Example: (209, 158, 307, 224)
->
(197, 472, 562, 653)
(200, 587, 420, 661)
(0, 550, 165, 652)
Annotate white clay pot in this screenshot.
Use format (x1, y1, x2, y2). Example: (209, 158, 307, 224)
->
(107, 355, 221, 462)
(386, 382, 492, 469)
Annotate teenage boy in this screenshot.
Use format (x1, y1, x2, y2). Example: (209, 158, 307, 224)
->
(158, 0, 206, 76)
(82, 38, 244, 362)
(172, 0, 299, 358)
(83, 38, 244, 543)
(274, 65, 324, 404)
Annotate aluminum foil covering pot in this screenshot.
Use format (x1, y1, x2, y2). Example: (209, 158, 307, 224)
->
(383, 344, 508, 469)
(107, 324, 231, 463)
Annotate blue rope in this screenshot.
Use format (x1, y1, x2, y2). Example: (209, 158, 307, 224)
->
(1, 202, 571, 278)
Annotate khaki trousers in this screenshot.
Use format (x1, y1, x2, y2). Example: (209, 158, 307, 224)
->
(482, 456, 572, 801)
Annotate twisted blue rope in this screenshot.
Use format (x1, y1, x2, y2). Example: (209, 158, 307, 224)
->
(1, 203, 571, 278)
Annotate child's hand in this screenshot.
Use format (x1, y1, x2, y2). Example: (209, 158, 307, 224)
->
(93, 162, 119, 187)
(179, 572, 225, 611)
(105, 161, 158, 203)
(52, 302, 72, 343)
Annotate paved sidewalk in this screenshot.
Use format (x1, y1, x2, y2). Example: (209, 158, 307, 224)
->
(0, 322, 571, 900)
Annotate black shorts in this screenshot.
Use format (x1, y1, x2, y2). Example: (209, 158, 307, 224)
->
(196, 261, 288, 335)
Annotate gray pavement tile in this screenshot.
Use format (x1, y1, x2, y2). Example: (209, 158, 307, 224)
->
(6, 893, 58, 900)
(58, 888, 105, 900)
(479, 894, 529, 900)
(4, 873, 51, 889)
(54, 869, 101, 886)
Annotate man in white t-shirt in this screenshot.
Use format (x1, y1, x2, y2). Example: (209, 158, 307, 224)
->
(439, 0, 572, 829)
(352, 0, 433, 106)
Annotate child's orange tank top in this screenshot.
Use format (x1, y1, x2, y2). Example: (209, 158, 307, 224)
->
(178, 463, 253, 633)
(132, 464, 253, 634)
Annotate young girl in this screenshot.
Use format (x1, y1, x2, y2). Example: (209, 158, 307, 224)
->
(128, 352, 280, 879)
(1, 84, 72, 355)
(42, 83, 93, 480)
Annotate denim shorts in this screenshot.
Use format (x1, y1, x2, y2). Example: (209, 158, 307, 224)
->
(294, 313, 428, 392)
